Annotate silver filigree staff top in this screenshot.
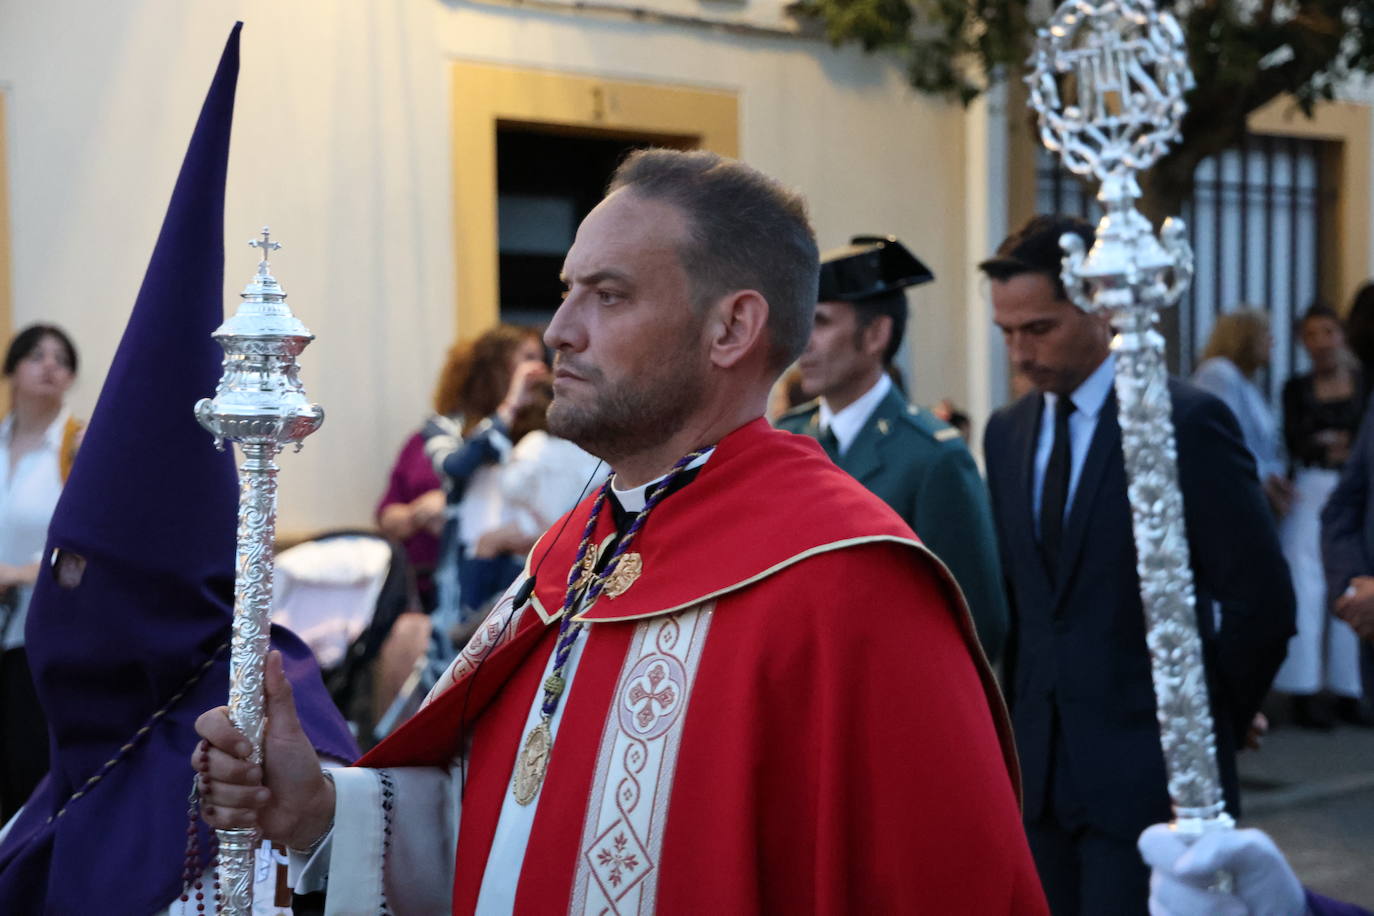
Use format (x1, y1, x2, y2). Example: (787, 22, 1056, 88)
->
(195, 228, 324, 915)
(1028, 0, 1234, 841)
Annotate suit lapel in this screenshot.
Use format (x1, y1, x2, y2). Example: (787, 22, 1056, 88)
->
(1053, 389, 1121, 603)
(840, 388, 902, 484)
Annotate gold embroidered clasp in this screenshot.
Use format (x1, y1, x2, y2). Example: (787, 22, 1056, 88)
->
(604, 552, 642, 598)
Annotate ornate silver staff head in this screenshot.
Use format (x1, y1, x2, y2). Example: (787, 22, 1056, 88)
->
(195, 227, 324, 452)
(1028, 0, 1195, 337)
(1028, 0, 1191, 191)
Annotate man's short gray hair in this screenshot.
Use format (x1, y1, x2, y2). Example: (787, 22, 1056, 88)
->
(608, 149, 819, 373)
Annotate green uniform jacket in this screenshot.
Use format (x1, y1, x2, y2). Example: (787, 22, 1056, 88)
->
(777, 387, 1009, 662)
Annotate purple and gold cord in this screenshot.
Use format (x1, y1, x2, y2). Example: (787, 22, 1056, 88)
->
(538, 446, 710, 721)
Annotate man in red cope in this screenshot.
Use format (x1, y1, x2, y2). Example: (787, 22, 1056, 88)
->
(195, 150, 1047, 914)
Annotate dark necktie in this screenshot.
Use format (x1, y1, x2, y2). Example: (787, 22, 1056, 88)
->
(818, 424, 840, 460)
(1039, 395, 1075, 577)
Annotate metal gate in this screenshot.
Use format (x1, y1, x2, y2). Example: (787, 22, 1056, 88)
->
(1036, 135, 1338, 403)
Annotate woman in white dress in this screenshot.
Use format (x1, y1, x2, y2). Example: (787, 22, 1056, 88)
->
(0, 325, 81, 820)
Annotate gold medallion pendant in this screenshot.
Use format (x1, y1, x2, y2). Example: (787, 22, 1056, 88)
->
(512, 720, 553, 805)
(604, 552, 642, 598)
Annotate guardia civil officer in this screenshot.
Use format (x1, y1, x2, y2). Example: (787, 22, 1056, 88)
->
(777, 236, 1008, 661)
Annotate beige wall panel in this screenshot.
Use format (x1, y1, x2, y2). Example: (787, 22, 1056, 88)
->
(2, 0, 976, 533)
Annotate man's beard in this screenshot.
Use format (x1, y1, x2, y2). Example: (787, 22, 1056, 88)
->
(547, 356, 704, 463)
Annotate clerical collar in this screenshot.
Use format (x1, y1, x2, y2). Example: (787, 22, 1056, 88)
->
(606, 448, 713, 536)
(610, 448, 714, 511)
(818, 372, 891, 456)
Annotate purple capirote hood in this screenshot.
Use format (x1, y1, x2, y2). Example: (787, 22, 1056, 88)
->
(0, 23, 357, 914)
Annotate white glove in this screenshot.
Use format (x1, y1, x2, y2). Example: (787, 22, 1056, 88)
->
(1138, 824, 1306, 916)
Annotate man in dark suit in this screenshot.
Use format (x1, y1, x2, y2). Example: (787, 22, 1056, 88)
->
(980, 215, 1295, 915)
(777, 236, 1008, 660)
(1320, 396, 1374, 712)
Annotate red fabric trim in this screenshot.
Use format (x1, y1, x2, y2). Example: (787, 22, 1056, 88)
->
(352, 417, 1042, 912)
(530, 418, 917, 622)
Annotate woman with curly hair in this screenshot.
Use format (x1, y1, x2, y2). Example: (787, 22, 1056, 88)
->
(375, 325, 604, 737)
(378, 326, 547, 608)
(422, 325, 553, 620)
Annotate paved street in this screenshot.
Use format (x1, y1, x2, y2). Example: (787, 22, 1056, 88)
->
(1238, 703, 1374, 907)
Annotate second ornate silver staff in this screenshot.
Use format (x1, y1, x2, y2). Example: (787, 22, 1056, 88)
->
(1027, 0, 1235, 844)
(196, 228, 325, 915)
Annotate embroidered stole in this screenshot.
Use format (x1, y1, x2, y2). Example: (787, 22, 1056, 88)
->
(569, 604, 714, 914)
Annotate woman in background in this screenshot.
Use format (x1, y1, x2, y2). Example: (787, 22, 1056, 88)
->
(490, 407, 607, 561)
(1278, 305, 1370, 728)
(423, 325, 549, 625)
(375, 359, 455, 613)
(1193, 308, 1292, 517)
(1, 324, 81, 821)
(375, 329, 603, 740)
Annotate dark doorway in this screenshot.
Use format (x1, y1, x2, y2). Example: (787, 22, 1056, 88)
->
(495, 123, 695, 326)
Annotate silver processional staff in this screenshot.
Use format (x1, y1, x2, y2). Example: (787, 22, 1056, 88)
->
(195, 228, 325, 914)
(1027, 0, 1235, 843)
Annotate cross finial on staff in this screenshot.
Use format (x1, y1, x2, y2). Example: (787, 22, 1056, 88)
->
(248, 226, 282, 276)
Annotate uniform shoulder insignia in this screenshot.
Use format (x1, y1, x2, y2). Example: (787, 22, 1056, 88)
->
(897, 403, 964, 447)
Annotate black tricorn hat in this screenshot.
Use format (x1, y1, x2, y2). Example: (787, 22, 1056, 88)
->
(817, 235, 935, 314)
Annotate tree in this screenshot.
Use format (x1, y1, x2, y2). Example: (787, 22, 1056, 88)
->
(798, 0, 1374, 217)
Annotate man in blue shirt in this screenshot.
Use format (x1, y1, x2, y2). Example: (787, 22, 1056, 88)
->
(981, 214, 1294, 915)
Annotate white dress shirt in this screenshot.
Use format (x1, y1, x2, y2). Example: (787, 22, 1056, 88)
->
(1032, 355, 1115, 535)
(501, 431, 609, 536)
(818, 372, 892, 456)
